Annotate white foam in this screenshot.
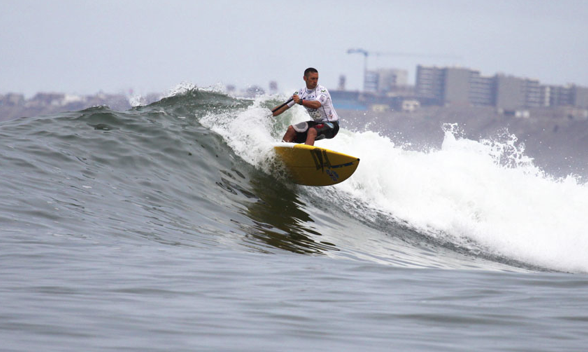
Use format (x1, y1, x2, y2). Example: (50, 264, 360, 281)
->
(203, 95, 588, 273)
(331, 126, 588, 273)
(201, 94, 310, 173)
(129, 95, 146, 107)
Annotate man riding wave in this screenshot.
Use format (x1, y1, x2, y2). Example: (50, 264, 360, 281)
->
(271, 67, 340, 146)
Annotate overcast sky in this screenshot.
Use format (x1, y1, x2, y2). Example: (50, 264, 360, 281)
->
(2, 0, 587, 97)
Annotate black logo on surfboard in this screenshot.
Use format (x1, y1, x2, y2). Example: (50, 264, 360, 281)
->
(310, 148, 332, 172)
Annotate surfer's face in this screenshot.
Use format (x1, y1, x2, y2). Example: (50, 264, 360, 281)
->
(304, 72, 319, 89)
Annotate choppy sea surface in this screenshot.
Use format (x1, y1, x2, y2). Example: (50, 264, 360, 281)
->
(2, 87, 588, 351)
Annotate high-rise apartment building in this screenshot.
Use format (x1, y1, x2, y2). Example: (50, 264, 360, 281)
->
(572, 86, 588, 108)
(364, 68, 409, 93)
(416, 65, 586, 110)
(469, 72, 495, 106)
(416, 66, 478, 106)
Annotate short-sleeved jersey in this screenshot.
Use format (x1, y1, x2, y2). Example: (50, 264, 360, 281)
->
(287, 84, 339, 123)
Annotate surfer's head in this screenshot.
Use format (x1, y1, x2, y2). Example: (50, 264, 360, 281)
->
(303, 67, 319, 90)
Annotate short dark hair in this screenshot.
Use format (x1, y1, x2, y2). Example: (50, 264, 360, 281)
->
(304, 67, 318, 77)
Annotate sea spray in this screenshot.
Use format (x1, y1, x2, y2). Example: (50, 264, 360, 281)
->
(155, 90, 588, 272)
(328, 124, 588, 272)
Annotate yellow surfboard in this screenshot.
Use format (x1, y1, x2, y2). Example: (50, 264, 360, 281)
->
(273, 144, 360, 186)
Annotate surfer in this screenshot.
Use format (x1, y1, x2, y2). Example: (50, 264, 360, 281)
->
(271, 67, 340, 146)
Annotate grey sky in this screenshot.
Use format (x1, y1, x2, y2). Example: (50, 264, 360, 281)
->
(2, 0, 587, 97)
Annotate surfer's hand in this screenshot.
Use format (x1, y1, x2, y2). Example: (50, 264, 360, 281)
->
(293, 94, 300, 104)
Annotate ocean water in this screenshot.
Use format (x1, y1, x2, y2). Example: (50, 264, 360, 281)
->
(1, 87, 588, 351)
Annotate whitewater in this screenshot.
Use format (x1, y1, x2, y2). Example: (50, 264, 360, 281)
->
(2, 87, 588, 351)
(202, 91, 588, 273)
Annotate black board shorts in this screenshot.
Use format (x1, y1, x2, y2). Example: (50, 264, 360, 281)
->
(292, 121, 339, 143)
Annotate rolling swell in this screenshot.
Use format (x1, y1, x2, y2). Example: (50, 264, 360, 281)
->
(0, 90, 343, 258)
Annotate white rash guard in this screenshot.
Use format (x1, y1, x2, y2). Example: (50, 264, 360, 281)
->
(287, 85, 339, 123)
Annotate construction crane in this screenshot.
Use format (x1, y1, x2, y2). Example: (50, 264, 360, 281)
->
(347, 48, 461, 91)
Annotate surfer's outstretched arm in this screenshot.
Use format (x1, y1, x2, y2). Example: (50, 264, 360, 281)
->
(271, 97, 293, 116)
(272, 104, 290, 117)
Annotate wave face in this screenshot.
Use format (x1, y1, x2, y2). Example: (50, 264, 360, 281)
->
(2, 88, 587, 273)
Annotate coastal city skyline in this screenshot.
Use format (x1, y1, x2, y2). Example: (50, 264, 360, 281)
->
(3, 60, 587, 123)
(3, 60, 587, 99)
